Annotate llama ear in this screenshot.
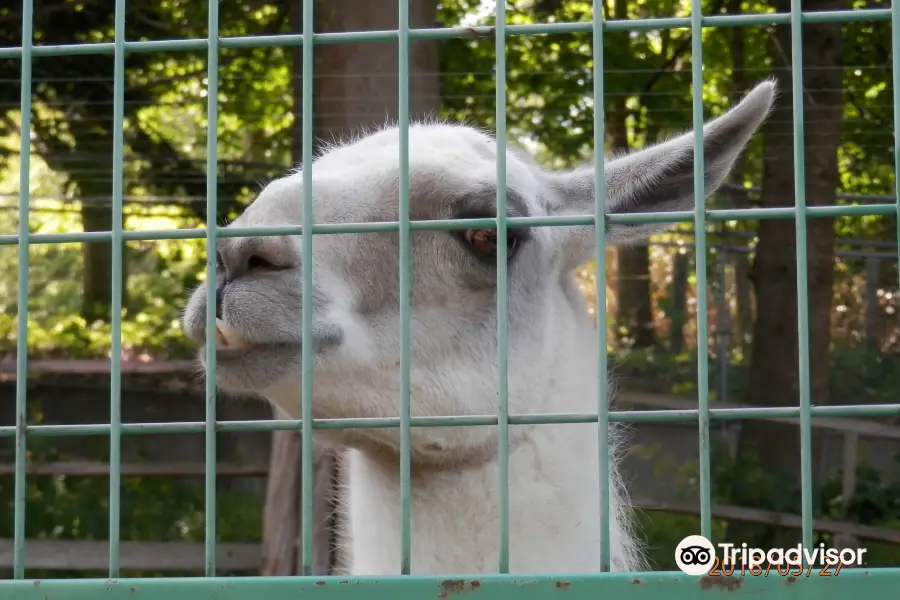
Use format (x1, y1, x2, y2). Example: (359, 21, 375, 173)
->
(547, 79, 776, 271)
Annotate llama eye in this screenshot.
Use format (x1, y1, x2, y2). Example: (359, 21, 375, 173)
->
(464, 229, 519, 259)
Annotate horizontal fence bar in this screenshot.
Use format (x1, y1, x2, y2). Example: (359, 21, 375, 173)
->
(0, 461, 267, 477)
(1, 203, 896, 247)
(2, 569, 900, 599)
(628, 393, 900, 440)
(0, 10, 891, 59)
(1, 403, 898, 438)
(3, 391, 896, 439)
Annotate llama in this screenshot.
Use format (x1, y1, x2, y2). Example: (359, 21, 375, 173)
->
(181, 80, 775, 576)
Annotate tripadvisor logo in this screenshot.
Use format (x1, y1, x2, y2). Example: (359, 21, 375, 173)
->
(675, 535, 716, 576)
(674, 535, 868, 576)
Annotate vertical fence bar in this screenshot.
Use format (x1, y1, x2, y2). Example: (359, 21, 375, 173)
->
(204, 0, 221, 577)
(108, 0, 127, 577)
(397, 0, 413, 576)
(893, 1, 900, 283)
(689, 0, 713, 540)
(13, 0, 34, 581)
(591, 0, 611, 574)
(790, 0, 814, 554)
(299, 0, 316, 576)
(493, 0, 511, 575)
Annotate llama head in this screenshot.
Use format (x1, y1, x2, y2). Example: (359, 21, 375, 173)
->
(181, 80, 774, 462)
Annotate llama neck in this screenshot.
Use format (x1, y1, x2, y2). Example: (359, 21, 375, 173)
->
(334, 281, 640, 575)
(337, 408, 639, 575)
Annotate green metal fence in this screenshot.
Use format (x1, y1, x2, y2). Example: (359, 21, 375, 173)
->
(1, 0, 900, 598)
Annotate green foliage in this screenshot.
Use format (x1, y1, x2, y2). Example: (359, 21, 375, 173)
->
(0, 0, 296, 355)
(612, 343, 900, 406)
(816, 461, 900, 567)
(634, 512, 729, 571)
(629, 435, 900, 568)
(0, 192, 205, 358)
(819, 463, 900, 529)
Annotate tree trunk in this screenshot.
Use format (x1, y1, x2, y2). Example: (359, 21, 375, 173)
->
(260, 0, 440, 577)
(81, 204, 115, 323)
(77, 157, 128, 324)
(313, 0, 439, 142)
(616, 243, 655, 348)
(609, 78, 655, 349)
(729, 0, 842, 548)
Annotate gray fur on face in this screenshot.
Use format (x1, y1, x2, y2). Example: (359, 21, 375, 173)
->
(181, 80, 775, 462)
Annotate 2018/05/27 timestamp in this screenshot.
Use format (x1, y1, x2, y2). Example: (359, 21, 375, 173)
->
(706, 558, 847, 577)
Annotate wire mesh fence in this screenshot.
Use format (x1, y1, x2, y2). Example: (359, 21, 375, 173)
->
(1, 0, 899, 598)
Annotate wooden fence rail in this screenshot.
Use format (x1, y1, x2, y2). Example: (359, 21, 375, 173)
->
(0, 461, 267, 477)
(2, 499, 897, 572)
(0, 540, 259, 571)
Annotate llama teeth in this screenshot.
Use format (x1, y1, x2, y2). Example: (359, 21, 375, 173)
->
(215, 327, 228, 348)
(215, 318, 248, 349)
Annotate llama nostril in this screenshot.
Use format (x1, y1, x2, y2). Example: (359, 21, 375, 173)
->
(215, 284, 224, 319)
(247, 254, 272, 271)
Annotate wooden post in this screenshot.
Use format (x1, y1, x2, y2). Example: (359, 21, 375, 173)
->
(259, 431, 339, 576)
(260, 429, 302, 575)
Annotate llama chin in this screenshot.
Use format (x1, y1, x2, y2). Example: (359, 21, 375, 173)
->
(181, 80, 776, 575)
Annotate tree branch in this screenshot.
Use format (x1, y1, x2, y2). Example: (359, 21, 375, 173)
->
(641, 0, 728, 95)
